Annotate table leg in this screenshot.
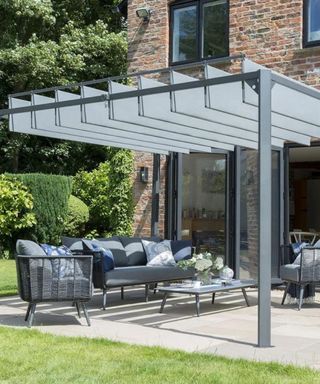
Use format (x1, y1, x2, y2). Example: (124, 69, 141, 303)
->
(242, 288, 250, 307)
(159, 292, 168, 313)
(211, 292, 215, 304)
(195, 294, 200, 317)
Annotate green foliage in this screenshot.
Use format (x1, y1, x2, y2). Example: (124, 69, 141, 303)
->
(73, 149, 134, 236)
(108, 149, 134, 236)
(0, 1, 127, 175)
(8, 173, 72, 243)
(64, 195, 89, 237)
(0, 175, 36, 248)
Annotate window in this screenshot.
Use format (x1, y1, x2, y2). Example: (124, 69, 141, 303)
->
(304, 0, 320, 47)
(170, 0, 229, 64)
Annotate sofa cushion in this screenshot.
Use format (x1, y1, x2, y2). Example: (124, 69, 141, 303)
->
(82, 239, 115, 272)
(120, 237, 147, 266)
(104, 265, 194, 287)
(96, 237, 128, 267)
(142, 239, 176, 266)
(171, 240, 192, 261)
(16, 240, 46, 256)
(61, 236, 84, 252)
(280, 264, 300, 282)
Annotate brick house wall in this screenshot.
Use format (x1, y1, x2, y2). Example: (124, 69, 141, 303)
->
(128, 0, 320, 245)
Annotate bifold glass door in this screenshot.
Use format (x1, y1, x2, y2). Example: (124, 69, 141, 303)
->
(181, 153, 227, 259)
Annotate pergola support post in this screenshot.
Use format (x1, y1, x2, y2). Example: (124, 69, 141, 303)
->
(258, 69, 272, 348)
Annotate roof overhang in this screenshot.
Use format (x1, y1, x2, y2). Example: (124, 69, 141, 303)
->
(2, 56, 320, 154)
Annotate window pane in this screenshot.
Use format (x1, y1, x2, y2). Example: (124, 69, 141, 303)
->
(172, 5, 197, 62)
(202, 0, 228, 58)
(308, 0, 320, 42)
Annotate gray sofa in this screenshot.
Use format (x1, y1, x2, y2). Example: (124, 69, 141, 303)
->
(62, 236, 194, 309)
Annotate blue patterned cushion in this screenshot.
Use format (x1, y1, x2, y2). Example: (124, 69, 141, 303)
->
(91, 243, 114, 272)
(291, 242, 308, 265)
(40, 244, 75, 277)
(82, 239, 115, 272)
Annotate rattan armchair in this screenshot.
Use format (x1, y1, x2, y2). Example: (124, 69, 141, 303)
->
(16, 254, 93, 327)
(280, 247, 320, 310)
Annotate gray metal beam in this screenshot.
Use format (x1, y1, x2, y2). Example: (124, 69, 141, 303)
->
(258, 69, 272, 348)
(0, 71, 260, 117)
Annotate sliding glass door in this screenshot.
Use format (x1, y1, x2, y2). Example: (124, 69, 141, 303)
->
(180, 153, 227, 259)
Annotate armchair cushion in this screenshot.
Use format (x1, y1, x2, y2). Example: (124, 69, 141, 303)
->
(16, 240, 46, 257)
(280, 264, 300, 282)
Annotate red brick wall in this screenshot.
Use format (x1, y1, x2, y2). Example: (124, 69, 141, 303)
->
(127, 0, 170, 73)
(132, 152, 167, 239)
(229, 0, 320, 88)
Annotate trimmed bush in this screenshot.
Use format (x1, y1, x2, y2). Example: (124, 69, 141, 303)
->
(0, 175, 36, 254)
(7, 173, 72, 244)
(64, 195, 89, 237)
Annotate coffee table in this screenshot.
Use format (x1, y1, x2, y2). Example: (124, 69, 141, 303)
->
(158, 279, 256, 317)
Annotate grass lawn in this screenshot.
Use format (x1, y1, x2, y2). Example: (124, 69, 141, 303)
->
(0, 259, 17, 296)
(0, 327, 318, 384)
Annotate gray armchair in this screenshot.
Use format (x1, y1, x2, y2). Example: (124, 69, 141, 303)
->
(16, 240, 93, 327)
(280, 247, 320, 310)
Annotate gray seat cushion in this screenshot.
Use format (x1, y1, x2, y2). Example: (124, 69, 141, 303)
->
(105, 265, 194, 287)
(280, 264, 300, 282)
(16, 240, 46, 256)
(97, 237, 128, 267)
(61, 237, 84, 252)
(120, 237, 147, 266)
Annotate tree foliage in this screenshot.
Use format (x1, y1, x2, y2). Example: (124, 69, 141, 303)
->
(72, 148, 134, 236)
(0, 0, 127, 174)
(0, 174, 36, 237)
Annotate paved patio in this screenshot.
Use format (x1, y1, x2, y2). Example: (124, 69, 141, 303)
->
(1, 286, 320, 369)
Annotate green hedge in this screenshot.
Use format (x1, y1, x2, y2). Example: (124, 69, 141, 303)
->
(7, 173, 72, 244)
(64, 195, 89, 237)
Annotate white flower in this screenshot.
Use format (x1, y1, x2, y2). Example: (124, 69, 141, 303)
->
(214, 256, 224, 270)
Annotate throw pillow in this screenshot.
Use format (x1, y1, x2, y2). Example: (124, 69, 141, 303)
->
(40, 244, 76, 278)
(142, 239, 176, 267)
(292, 242, 308, 265)
(91, 243, 115, 272)
(170, 240, 192, 261)
(16, 239, 46, 256)
(82, 239, 115, 272)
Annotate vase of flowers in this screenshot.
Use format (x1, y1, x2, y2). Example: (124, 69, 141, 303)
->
(178, 252, 224, 285)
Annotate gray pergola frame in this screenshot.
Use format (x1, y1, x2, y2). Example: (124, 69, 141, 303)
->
(2, 56, 320, 348)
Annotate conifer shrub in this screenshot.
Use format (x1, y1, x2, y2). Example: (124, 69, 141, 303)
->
(64, 195, 89, 237)
(8, 173, 72, 244)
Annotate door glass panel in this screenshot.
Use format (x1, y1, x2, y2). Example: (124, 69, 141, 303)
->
(202, 0, 228, 58)
(181, 153, 227, 258)
(172, 5, 198, 62)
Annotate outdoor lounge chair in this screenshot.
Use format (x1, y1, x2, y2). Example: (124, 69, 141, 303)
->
(16, 240, 93, 327)
(280, 247, 320, 310)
